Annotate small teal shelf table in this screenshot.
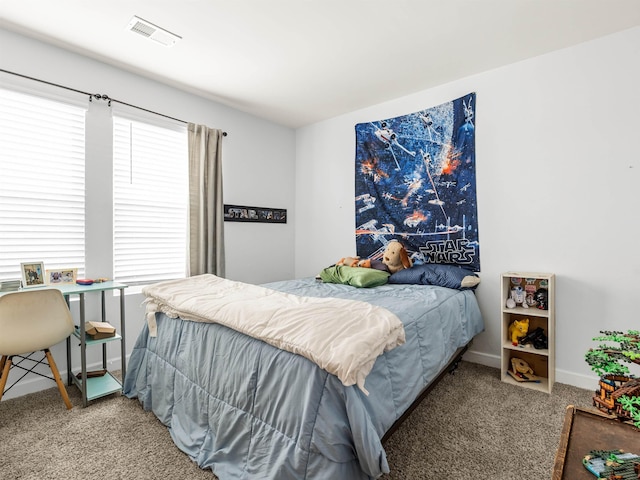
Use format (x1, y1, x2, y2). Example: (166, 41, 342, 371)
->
(51, 281, 128, 407)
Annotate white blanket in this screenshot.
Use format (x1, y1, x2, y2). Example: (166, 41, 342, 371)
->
(142, 274, 405, 393)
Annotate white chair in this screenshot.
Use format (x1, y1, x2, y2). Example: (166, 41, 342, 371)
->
(0, 289, 75, 409)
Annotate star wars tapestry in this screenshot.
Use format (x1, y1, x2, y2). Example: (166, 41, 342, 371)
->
(354, 92, 480, 271)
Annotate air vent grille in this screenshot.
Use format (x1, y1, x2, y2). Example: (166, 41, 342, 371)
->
(126, 16, 181, 47)
(130, 20, 155, 38)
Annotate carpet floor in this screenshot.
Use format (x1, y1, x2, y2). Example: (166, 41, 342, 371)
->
(0, 361, 594, 479)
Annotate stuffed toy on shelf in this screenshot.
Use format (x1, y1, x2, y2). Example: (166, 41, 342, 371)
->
(508, 318, 529, 346)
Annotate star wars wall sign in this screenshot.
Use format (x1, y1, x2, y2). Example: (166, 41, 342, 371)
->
(223, 204, 287, 223)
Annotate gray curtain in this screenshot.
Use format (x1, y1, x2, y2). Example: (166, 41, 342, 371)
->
(187, 123, 225, 277)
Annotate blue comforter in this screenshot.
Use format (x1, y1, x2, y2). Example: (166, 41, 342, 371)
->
(124, 278, 484, 479)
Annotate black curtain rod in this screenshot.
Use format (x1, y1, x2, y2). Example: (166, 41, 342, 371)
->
(0, 69, 227, 136)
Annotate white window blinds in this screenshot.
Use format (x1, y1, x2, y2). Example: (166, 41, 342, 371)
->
(113, 115, 188, 285)
(0, 87, 86, 281)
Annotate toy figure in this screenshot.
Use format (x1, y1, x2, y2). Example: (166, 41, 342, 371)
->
(525, 293, 537, 307)
(511, 357, 534, 376)
(518, 326, 548, 349)
(506, 286, 529, 309)
(508, 318, 529, 346)
(534, 288, 548, 310)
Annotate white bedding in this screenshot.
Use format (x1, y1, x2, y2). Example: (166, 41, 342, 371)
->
(142, 274, 405, 393)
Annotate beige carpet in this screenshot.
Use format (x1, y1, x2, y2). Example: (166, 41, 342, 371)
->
(0, 362, 594, 479)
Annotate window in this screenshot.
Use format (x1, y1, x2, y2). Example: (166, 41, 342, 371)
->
(0, 80, 189, 287)
(113, 114, 188, 285)
(0, 87, 86, 282)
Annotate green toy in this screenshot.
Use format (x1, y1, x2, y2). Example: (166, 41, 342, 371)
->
(585, 330, 640, 427)
(583, 449, 640, 478)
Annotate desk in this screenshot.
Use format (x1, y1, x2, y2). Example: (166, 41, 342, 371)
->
(552, 405, 640, 479)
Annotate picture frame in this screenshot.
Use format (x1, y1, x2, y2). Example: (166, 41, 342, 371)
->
(46, 268, 78, 285)
(20, 261, 46, 288)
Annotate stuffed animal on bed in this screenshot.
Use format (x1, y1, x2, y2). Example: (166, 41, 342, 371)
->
(336, 256, 389, 272)
(336, 240, 412, 274)
(380, 240, 413, 274)
(336, 256, 361, 267)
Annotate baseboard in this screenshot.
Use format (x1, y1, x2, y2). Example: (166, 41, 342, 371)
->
(1, 374, 51, 400)
(1, 356, 125, 401)
(2, 350, 602, 401)
(463, 349, 500, 369)
(556, 369, 598, 391)
(462, 348, 598, 391)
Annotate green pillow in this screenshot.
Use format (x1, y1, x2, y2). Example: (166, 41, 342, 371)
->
(319, 265, 390, 288)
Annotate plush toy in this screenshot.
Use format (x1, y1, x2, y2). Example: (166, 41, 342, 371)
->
(336, 256, 361, 267)
(508, 318, 529, 346)
(381, 240, 412, 274)
(356, 258, 389, 271)
(335, 256, 386, 270)
(335, 240, 412, 274)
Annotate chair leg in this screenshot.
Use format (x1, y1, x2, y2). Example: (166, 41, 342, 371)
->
(0, 355, 12, 403)
(44, 349, 72, 410)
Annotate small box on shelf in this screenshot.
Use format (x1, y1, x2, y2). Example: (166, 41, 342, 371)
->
(85, 321, 116, 340)
(76, 369, 107, 379)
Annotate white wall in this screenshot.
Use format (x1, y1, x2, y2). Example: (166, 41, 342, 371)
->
(3, 26, 639, 400)
(294, 27, 640, 390)
(1, 28, 296, 399)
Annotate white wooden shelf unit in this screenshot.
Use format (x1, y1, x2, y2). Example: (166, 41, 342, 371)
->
(500, 272, 555, 393)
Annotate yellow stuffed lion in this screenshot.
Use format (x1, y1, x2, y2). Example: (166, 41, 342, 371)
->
(508, 318, 529, 346)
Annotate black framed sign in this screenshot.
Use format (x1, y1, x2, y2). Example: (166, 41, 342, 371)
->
(224, 204, 287, 223)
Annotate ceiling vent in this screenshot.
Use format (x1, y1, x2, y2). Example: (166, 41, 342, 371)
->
(126, 16, 181, 47)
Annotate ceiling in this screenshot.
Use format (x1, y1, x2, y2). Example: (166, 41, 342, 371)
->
(1, 1, 639, 128)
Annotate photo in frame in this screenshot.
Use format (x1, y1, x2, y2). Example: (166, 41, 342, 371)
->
(46, 268, 78, 285)
(20, 261, 45, 288)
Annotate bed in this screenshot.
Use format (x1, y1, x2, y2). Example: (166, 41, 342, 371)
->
(123, 273, 484, 479)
